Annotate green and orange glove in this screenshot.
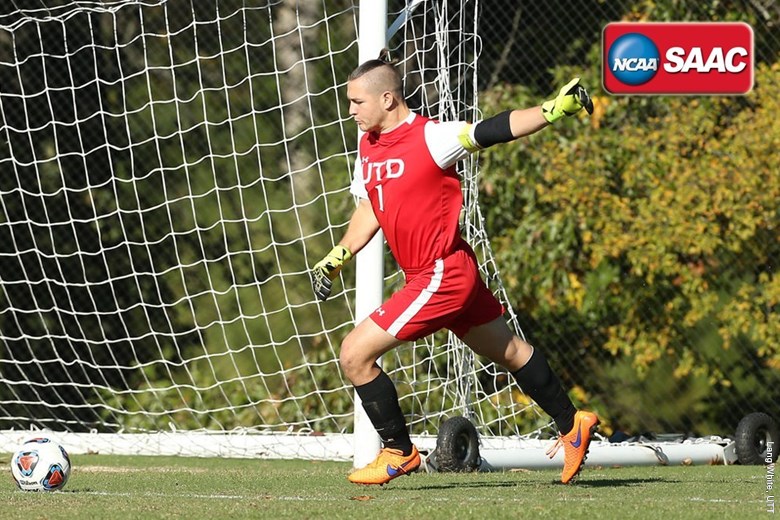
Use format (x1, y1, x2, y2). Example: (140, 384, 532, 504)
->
(311, 245, 353, 301)
(541, 77, 594, 123)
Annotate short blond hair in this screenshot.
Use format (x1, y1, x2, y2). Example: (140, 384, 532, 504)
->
(348, 52, 403, 100)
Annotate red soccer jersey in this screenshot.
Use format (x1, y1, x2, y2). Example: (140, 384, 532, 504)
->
(350, 113, 470, 272)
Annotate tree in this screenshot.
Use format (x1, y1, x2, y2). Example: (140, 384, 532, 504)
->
(478, 61, 779, 434)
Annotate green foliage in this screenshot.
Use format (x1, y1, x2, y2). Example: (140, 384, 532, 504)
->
(98, 340, 354, 433)
(479, 61, 780, 435)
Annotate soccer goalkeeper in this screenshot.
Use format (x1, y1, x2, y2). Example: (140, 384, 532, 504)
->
(311, 53, 598, 486)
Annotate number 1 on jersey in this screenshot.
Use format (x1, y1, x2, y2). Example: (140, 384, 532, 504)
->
(376, 184, 385, 212)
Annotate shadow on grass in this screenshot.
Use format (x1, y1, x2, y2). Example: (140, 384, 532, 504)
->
(403, 476, 673, 491)
(405, 480, 522, 491)
(568, 477, 674, 488)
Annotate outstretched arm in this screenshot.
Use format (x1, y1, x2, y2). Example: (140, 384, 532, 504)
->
(462, 78, 594, 151)
(508, 106, 549, 138)
(311, 198, 379, 301)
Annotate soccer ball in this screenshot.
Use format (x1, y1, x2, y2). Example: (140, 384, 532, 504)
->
(10, 438, 71, 492)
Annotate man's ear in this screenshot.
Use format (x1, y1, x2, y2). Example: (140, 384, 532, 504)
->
(381, 91, 396, 110)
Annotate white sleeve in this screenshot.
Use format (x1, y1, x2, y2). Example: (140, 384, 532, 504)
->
(424, 120, 478, 170)
(349, 152, 368, 199)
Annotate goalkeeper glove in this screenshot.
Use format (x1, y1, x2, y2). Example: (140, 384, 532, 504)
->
(311, 245, 353, 301)
(541, 77, 594, 123)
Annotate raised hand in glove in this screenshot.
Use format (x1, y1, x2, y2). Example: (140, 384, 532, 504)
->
(541, 77, 594, 123)
(311, 245, 352, 301)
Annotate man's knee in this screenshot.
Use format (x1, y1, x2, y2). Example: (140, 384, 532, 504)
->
(339, 335, 355, 376)
(339, 320, 399, 384)
(505, 336, 534, 370)
(339, 332, 369, 381)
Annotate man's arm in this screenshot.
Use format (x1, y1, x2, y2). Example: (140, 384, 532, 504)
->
(508, 106, 548, 139)
(338, 198, 380, 256)
(311, 198, 379, 301)
(460, 78, 594, 151)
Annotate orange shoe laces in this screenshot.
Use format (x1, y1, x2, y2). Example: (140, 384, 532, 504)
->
(545, 435, 565, 459)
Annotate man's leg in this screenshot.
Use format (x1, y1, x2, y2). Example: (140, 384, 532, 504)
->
(461, 317, 598, 483)
(461, 317, 576, 432)
(340, 317, 420, 484)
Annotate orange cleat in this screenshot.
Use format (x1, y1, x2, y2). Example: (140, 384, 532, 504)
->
(546, 410, 600, 484)
(348, 446, 421, 485)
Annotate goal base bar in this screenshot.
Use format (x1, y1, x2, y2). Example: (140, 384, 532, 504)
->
(468, 437, 737, 471)
(1, 429, 356, 460)
(1, 430, 735, 468)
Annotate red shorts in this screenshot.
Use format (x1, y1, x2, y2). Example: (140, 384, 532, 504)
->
(370, 244, 504, 341)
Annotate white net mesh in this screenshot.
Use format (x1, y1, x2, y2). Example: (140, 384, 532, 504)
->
(0, 0, 547, 457)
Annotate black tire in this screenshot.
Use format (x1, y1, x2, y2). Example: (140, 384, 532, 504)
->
(435, 416, 480, 472)
(735, 412, 778, 465)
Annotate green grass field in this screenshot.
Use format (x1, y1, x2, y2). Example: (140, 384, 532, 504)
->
(0, 453, 770, 519)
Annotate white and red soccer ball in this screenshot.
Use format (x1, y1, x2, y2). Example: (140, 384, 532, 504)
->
(10, 438, 71, 491)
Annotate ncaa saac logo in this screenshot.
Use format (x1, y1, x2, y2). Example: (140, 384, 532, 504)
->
(602, 22, 754, 95)
(608, 33, 660, 86)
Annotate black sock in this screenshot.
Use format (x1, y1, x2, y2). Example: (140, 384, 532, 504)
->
(354, 370, 413, 456)
(511, 348, 576, 434)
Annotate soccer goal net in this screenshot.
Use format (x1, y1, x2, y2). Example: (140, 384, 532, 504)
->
(0, 0, 546, 459)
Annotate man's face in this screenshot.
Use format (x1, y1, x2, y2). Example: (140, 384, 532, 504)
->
(347, 76, 387, 133)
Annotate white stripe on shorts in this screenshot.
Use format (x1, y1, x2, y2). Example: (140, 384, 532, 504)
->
(387, 258, 444, 337)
